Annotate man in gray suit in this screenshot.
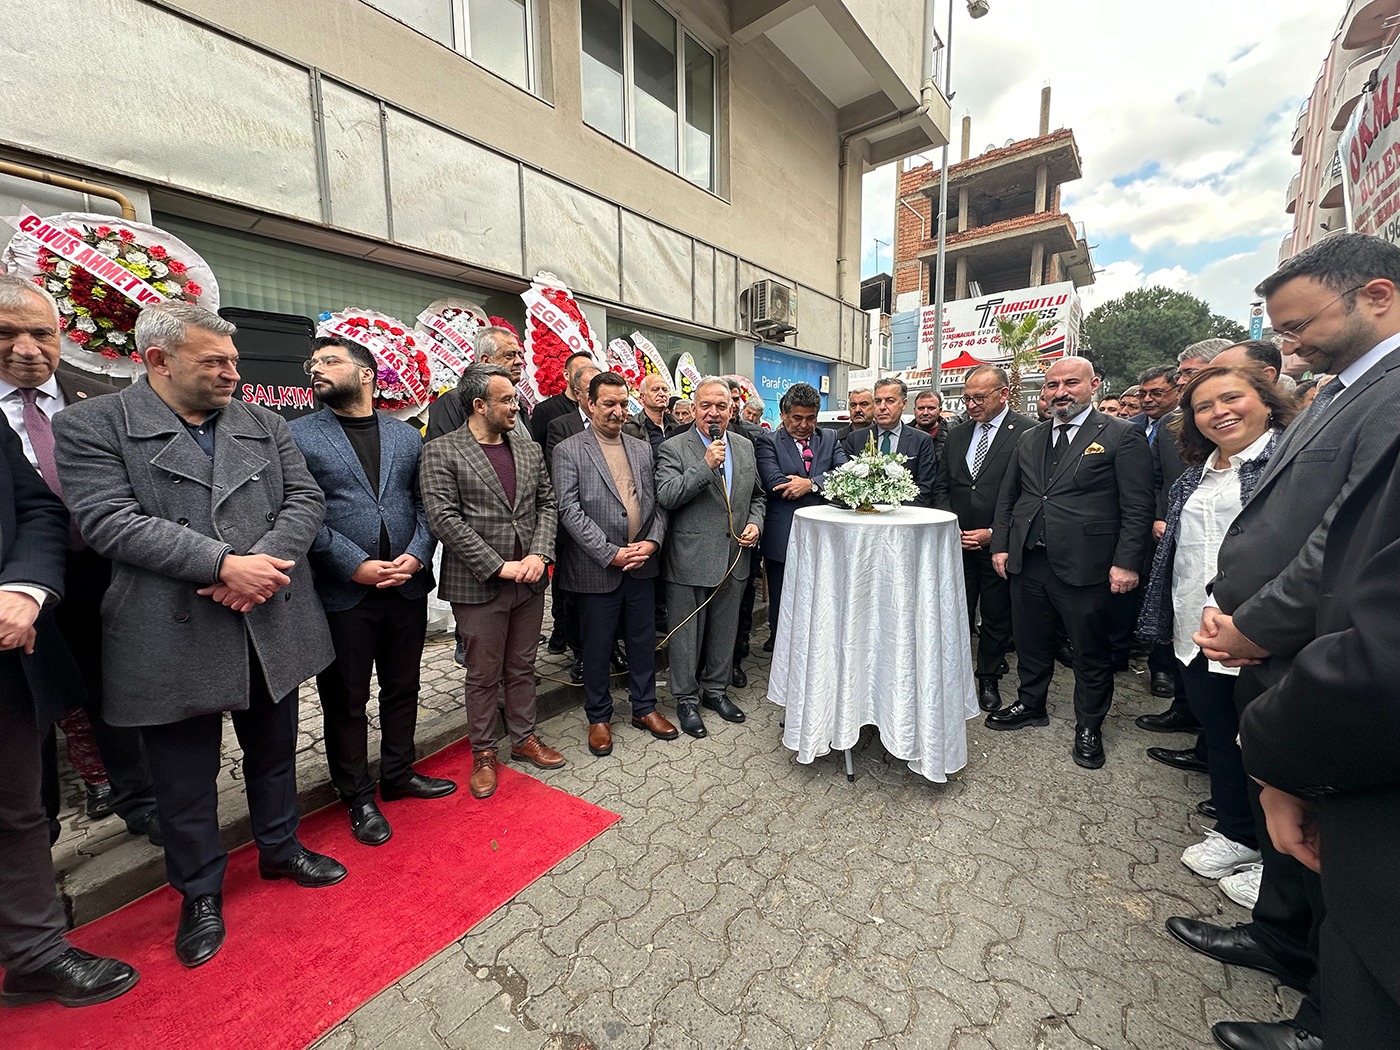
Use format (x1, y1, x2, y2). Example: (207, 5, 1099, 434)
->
(52, 303, 345, 970)
(656, 377, 765, 738)
(1170, 234, 1400, 1050)
(553, 371, 676, 757)
(419, 365, 564, 801)
(292, 336, 453, 849)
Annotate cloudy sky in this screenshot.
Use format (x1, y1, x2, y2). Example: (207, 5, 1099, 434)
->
(861, 0, 1340, 323)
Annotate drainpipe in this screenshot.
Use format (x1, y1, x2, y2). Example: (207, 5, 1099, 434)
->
(0, 160, 137, 220)
(898, 197, 927, 300)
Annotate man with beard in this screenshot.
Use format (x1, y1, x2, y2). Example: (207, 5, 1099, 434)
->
(426, 326, 533, 443)
(835, 387, 874, 444)
(990, 356, 1153, 768)
(290, 337, 454, 848)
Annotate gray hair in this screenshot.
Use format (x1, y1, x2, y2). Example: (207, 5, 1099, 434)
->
(457, 364, 512, 416)
(135, 302, 235, 356)
(873, 376, 908, 399)
(848, 386, 872, 399)
(473, 326, 518, 362)
(1178, 338, 1232, 364)
(0, 273, 59, 320)
(1276, 373, 1297, 396)
(965, 364, 1010, 388)
(694, 376, 732, 401)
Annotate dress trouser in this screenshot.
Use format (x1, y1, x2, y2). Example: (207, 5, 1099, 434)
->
(453, 584, 545, 752)
(316, 590, 428, 807)
(1008, 548, 1114, 728)
(765, 558, 786, 637)
(139, 646, 302, 901)
(0, 680, 71, 975)
(578, 575, 658, 724)
(962, 548, 1013, 679)
(667, 574, 745, 700)
(732, 571, 758, 660)
(1180, 655, 1254, 848)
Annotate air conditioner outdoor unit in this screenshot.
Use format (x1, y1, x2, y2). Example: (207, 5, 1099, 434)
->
(749, 279, 795, 334)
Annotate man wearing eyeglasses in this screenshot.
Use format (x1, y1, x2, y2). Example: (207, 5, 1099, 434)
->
(933, 366, 1033, 712)
(290, 337, 453, 849)
(426, 326, 533, 444)
(1168, 234, 1400, 1050)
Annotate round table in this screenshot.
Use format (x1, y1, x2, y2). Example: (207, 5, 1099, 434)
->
(767, 505, 978, 783)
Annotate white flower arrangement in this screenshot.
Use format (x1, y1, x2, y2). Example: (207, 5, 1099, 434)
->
(821, 433, 919, 510)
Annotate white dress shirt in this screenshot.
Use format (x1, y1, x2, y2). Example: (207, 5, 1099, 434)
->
(964, 405, 1009, 474)
(1050, 403, 1093, 450)
(0, 375, 65, 470)
(1172, 429, 1274, 674)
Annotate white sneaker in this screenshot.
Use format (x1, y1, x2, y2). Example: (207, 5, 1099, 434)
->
(1220, 863, 1263, 909)
(1181, 829, 1262, 879)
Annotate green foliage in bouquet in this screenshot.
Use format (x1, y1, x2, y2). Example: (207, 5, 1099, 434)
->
(821, 433, 919, 509)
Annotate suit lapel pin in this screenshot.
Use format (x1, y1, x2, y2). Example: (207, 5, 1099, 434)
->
(76, 391, 88, 398)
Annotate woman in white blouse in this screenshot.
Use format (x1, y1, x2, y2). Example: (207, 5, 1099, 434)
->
(1138, 365, 1298, 901)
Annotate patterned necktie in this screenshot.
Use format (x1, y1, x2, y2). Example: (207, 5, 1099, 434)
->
(1309, 377, 1345, 415)
(1146, 420, 1158, 445)
(798, 438, 812, 475)
(971, 422, 993, 479)
(880, 430, 893, 455)
(18, 388, 82, 549)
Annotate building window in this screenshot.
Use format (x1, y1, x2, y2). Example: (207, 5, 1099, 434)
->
(580, 0, 718, 191)
(364, 0, 536, 92)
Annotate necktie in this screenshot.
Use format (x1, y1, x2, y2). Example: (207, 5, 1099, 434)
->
(1051, 423, 1071, 466)
(1309, 377, 1345, 415)
(971, 422, 992, 479)
(798, 438, 812, 475)
(1146, 420, 1158, 445)
(880, 430, 893, 455)
(19, 388, 82, 549)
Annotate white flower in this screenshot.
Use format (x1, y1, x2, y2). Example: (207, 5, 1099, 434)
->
(75, 315, 97, 332)
(149, 261, 169, 278)
(45, 279, 63, 293)
(54, 261, 72, 277)
(108, 330, 128, 345)
(851, 462, 870, 478)
(883, 463, 906, 479)
(58, 298, 76, 314)
(95, 241, 119, 258)
(125, 251, 148, 265)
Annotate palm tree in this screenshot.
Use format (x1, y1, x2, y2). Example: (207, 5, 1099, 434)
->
(994, 313, 1060, 410)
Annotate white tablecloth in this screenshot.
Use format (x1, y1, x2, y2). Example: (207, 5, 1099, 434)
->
(767, 505, 978, 783)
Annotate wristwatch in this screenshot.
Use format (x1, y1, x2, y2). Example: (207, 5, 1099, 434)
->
(810, 479, 820, 494)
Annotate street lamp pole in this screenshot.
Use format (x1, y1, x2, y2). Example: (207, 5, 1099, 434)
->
(930, 0, 988, 392)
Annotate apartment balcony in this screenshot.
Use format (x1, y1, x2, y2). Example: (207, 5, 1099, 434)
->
(914, 212, 1081, 279)
(1341, 0, 1400, 50)
(1319, 152, 1346, 209)
(1285, 171, 1302, 214)
(1331, 47, 1388, 131)
(1279, 232, 1294, 266)
(1292, 99, 1309, 156)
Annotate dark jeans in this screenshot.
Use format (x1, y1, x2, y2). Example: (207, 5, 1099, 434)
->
(317, 590, 428, 806)
(1180, 654, 1254, 848)
(579, 575, 658, 724)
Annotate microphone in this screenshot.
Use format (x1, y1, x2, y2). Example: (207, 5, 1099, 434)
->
(708, 423, 724, 479)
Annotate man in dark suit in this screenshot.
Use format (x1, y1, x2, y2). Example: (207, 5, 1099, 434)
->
(292, 337, 453, 849)
(53, 303, 346, 969)
(426, 326, 533, 443)
(834, 387, 874, 444)
(656, 378, 765, 738)
(419, 365, 564, 801)
(1237, 431, 1400, 1050)
(755, 382, 847, 650)
(553, 372, 675, 756)
(844, 377, 938, 506)
(0, 410, 139, 1007)
(1169, 233, 1400, 1050)
(530, 351, 595, 445)
(932, 365, 1033, 712)
(989, 356, 1154, 768)
(0, 275, 160, 845)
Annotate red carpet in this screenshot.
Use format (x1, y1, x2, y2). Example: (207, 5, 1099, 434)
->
(0, 740, 619, 1050)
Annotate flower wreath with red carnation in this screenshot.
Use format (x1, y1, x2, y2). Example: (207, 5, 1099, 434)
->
(415, 297, 490, 392)
(520, 272, 602, 400)
(317, 309, 433, 418)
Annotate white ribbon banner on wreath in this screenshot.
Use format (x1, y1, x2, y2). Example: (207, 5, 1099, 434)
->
(416, 309, 472, 375)
(322, 315, 431, 406)
(8, 209, 168, 308)
(521, 285, 601, 365)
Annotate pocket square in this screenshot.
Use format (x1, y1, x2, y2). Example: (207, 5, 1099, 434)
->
(1083, 443, 1106, 455)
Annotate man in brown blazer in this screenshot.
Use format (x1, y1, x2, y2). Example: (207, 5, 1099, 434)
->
(420, 365, 564, 799)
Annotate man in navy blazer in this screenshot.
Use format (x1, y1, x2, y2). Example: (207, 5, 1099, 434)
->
(843, 377, 938, 506)
(291, 337, 453, 848)
(755, 383, 846, 648)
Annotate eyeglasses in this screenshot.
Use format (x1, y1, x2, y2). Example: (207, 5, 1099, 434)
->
(303, 355, 361, 374)
(1276, 284, 1367, 344)
(962, 390, 1005, 406)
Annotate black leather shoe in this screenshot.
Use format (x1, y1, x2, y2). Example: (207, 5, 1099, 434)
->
(546, 629, 567, 655)
(762, 635, 775, 653)
(1147, 746, 1209, 773)
(1055, 643, 1075, 668)
(125, 808, 163, 847)
(1150, 671, 1176, 697)
(2, 946, 140, 1006)
(175, 894, 225, 969)
(1135, 707, 1202, 733)
(1211, 1020, 1321, 1050)
(259, 846, 348, 887)
(676, 700, 707, 738)
(570, 657, 584, 685)
(348, 802, 392, 846)
(1165, 917, 1311, 990)
(610, 644, 629, 674)
(996, 658, 1010, 675)
(985, 701, 1049, 730)
(381, 772, 457, 800)
(85, 782, 115, 820)
(976, 677, 1002, 712)
(730, 665, 748, 688)
(1197, 799, 1218, 819)
(1073, 725, 1105, 769)
(702, 692, 746, 723)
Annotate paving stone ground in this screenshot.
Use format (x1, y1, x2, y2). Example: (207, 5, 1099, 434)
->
(49, 609, 1299, 1049)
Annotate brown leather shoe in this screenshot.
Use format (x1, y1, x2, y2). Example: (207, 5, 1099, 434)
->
(630, 710, 680, 740)
(510, 734, 566, 770)
(469, 750, 498, 798)
(587, 722, 613, 756)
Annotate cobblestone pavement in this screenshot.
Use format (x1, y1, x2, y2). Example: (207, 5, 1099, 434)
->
(302, 643, 1299, 1050)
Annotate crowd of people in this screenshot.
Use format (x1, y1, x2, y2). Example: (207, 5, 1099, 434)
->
(1, 230, 1396, 1046)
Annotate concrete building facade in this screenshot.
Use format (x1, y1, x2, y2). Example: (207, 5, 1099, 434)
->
(0, 0, 949, 394)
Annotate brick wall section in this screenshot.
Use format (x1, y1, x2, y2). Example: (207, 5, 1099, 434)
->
(894, 161, 934, 300)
